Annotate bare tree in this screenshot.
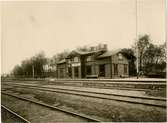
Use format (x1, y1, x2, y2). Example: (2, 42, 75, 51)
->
(133, 34, 150, 71)
(12, 51, 47, 78)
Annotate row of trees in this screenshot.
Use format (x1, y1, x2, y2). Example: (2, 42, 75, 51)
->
(12, 50, 69, 78)
(123, 34, 166, 77)
(11, 34, 166, 78)
(12, 52, 47, 78)
(135, 35, 166, 75)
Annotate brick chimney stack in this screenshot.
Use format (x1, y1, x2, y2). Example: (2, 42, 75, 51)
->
(97, 44, 107, 51)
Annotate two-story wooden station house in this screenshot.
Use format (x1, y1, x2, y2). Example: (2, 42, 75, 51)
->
(57, 44, 129, 79)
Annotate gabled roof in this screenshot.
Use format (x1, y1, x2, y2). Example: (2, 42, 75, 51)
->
(74, 50, 93, 55)
(97, 49, 121, 58)
(66, 50, 102, 58)
(57, 59, 66, 64)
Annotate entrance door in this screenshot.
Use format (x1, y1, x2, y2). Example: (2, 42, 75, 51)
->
(99, 64, 105, 77)
(74, 67, 79, 78)
(86, 65, 92, 75)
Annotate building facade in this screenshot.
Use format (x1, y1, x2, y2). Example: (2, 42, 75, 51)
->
(43, 59, 57, 77)
(57, 45, 129, 79)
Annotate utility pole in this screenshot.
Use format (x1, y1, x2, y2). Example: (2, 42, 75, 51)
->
(136, 0, 139, 79)
(32, 64, 35, 79)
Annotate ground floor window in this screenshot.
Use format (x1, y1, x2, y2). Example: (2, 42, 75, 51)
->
(113, 64, 118, 75)
(99, 64, 105, 77)
(74, 67, 79, 78)
(86, 65, 92, 75)
(124, 64, 128, 74)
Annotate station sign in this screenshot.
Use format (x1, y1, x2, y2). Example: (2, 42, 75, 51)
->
(72, 63, 81, 67)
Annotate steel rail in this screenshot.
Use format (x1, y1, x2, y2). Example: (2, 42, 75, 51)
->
(3, 82, 148, 91)
(52, 81, 166, 91)
(52, 80, 166, 85)
(51, 79, 167, 82)
(2, 78, 166, 82)
(9, 78, 163, 85)
(1, 105, 31, 123)
(3, 81, 166, 92)
(2, 84, 167, 108)
(2, 92, 101, 122)
(3, 83, 166, 101)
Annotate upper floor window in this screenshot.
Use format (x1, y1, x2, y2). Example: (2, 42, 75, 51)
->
(118, 53, 123, 60)
(73, 57, 79, 62)
(86, 56, 93, 62)
(67, 59, 71, 64)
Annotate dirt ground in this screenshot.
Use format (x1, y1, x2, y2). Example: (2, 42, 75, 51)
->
(1, 94, 91, 122)
(2, 86, 166, 122)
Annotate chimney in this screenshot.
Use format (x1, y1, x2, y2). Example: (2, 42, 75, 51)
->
(97, 44, 101, 50)
(98, 44, 107, 50)
(90, 46, 96, 51)
(103, 44, 107, 50)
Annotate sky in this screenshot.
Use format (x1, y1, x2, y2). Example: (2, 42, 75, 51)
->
(1, 0, 166, 74)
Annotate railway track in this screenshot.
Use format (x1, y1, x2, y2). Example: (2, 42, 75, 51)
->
(1, 105, 31, 123)
(3, 79, 166, 91)
(4, 80, 166, 91)
(52, 80, 166, 90)
(2, 78, 166, 82)
(2, 92, 101, 122)
(2, 83, 167, 108)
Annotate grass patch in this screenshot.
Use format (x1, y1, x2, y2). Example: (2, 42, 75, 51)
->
(145, 88, 166, 97)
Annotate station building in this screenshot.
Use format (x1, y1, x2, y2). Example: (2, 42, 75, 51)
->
(57, 44, 129, 79)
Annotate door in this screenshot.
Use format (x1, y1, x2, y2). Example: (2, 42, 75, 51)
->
(99, 64, 105, 77)
(74, 66, 79, 78)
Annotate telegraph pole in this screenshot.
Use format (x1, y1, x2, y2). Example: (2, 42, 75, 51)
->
(136, 0, 139, 79)
(32, 64, 35, 79)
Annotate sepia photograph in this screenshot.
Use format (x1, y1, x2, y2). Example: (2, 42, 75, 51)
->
(1, 0, 166, 122)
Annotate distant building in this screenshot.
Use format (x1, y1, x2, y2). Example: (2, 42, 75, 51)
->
(57, 44, 129, 79)
(43, 59, 57, 77)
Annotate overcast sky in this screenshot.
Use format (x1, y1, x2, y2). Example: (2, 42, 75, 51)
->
(1, 0, 166, 74)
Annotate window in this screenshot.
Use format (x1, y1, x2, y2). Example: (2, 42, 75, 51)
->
(67, 59, 71, 64)
(99, 64, 105, 77)
(68, 67, 72, 77)
(86, 56, 92, 62)
(114, 64, 118, 75)
(124, 64, 128, 74)
(71, 58, 74, 62)
(118, 53, 123, 60)
(86, 65, 92, 75)
(74, 57, 79, 62)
